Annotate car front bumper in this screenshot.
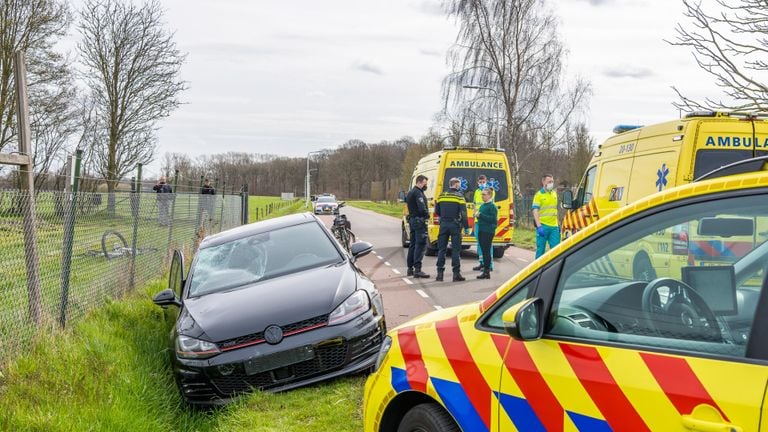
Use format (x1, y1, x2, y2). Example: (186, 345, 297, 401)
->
(172, 310, 385, 406)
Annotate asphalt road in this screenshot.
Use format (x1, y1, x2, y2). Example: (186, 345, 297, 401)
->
(319, 206, 535, 327)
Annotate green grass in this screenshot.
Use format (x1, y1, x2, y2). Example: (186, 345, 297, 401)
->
(0, 280, 366, 431)
(248, 196, 305, 222)
(512, 226, 535, 251)
(347, 200, 403, 218)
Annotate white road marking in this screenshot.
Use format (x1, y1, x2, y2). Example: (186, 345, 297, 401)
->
(434, 305, 443, 310)
(385, 261, 391, 266)
(416, 289, 429, 298)
(372, 250, 378, 255)
(392, 269, 401, 275)
(516, 258, 529, 262)
(376, 255, 383, 260)
(402, 278, 413, 285)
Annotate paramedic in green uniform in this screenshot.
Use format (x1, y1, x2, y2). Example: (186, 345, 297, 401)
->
(472, 174, 494, 272)
(532, 174, 560, 258)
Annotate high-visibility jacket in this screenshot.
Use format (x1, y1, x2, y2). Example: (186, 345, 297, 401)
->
(532, 188, 558, 227)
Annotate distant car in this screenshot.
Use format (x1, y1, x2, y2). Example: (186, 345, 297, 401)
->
(314, 195, 341, 215)
(153, 213, 386, 406)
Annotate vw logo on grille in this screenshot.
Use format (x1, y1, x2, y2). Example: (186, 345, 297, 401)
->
(264, 325, 284, 345)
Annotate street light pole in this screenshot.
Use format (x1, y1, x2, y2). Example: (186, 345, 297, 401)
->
(305, 150, 323, 208)
(463, 85, 502, 150)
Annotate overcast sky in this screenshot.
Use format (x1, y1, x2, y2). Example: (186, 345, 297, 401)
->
(67, 0, 717, 175)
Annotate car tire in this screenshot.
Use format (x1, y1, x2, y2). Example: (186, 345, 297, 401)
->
(633, 253, 656, 281)
(401, 224, 410, 248)
(397, 403, 460, 432)
(492, 246, 505, 259)
(425, 242, 438, 256)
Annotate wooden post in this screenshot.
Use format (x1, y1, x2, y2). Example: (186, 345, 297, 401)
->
(14, 51, 42, 326)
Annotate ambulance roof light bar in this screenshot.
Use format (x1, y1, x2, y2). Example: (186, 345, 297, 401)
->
(612, 125, 643, 134)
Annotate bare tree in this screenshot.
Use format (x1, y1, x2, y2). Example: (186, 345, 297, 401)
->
(670, 0, 768, 111)
(442, 0, 590, 194)
(0, 0, 72, 154)
(77, 0, 186, 208)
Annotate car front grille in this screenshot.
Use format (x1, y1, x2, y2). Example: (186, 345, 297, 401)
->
(211, 342, 349, 396)
(218, 314, 329, 350)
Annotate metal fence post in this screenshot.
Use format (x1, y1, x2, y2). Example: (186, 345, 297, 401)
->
(219, 181, 226, 231)
(241, 183, 249, 225)
(59, 150, 82, 327)
(129, 164, 142, 290)
(165, 169, 179, 269)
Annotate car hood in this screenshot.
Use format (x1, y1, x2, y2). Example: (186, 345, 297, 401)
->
(182, 262, 357, 342)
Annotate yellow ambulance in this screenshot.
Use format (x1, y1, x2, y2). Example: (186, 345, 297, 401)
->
(562, 111, 768, 280)
(400, 147, 514, 259)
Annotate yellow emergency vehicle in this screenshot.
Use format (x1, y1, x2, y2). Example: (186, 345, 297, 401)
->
(562, 111, 768, 280)
(400, 147, 514, 259)
(364, 167, 768, 432)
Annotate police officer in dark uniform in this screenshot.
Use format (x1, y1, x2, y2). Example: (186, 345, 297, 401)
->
(406, 175, 430, 278)
(435, 177, 469, 282)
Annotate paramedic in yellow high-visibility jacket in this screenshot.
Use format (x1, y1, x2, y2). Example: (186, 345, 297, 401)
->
(532, 174, 560, 258)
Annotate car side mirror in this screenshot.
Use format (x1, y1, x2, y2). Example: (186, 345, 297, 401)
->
(561, 190, 573, 209)
(350, 241, 373, 258)
(398, 191, 406, 202)
(153, 288, 181, 308)
(169, 250, 185, 296)
(501, 298, 544, 340)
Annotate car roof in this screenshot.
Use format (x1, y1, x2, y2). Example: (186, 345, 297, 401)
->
(199, 212, 319, 249)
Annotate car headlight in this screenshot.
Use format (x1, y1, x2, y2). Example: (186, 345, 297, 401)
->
(175, 335, 221, 359)
(328, 290, 370, 325)
(374, 335, 392, 372)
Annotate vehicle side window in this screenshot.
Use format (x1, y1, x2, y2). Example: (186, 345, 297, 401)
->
(577, 165, 596, 208)
(547, 193, 767, 359)
(484, 278, 537, 329)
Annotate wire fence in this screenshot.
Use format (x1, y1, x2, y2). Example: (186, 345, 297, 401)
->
(0, 185, 244, 363)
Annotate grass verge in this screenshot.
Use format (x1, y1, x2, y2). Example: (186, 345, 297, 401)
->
(0, 280, 366, 432)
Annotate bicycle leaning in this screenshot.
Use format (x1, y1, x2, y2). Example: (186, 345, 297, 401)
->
(331, 210, 355, 252)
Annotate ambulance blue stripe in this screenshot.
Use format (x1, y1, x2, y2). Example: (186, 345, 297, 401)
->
(567, 411, 613, 432)
(495, 392, 546, 432)
(432, 376, 488, 432)
(390, 367, 411, 393)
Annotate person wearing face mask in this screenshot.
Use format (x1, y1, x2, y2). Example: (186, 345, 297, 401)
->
(532, 174, 560, 258)
(406, 175, 430, 278)
(472, 174, 495, 272)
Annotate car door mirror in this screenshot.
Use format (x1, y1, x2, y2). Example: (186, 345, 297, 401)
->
(501, 298, 544, 340)
(153, 288, 181, 308)
(169, 250, 185, 296)
(398, 190, 406, 202)
(561, 190, 573, 209)
(350, 241, 373, 258)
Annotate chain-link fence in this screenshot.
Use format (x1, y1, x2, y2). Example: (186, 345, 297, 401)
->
(0, 181, 244, 363)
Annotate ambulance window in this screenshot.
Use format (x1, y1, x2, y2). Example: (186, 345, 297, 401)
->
(693, 149, 760, 180)
(577, 166, 597, 207)
(547, 193, 768, 359)
(483, 278, 537, 329)
(443, 168, 509, 202)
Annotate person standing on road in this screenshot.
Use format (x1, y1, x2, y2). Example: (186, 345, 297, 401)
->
(435, 177, 469, 282)
(476, 188, 498, 279)
(153, 176, 173, 226)
(406, 175, 430, 279)
(472, 174, 495, 272)
(532, 174, 560, 258)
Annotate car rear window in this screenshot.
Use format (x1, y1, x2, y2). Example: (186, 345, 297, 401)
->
(188, 222, 342, 297)
(443, 168, 509, 201)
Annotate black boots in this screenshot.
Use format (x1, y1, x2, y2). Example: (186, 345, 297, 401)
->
(477, 271, 490, 279)
(472, 265, 483, 271)
(435, 270, 444, 282)
(413, 270, 430, 278)
(407, 267, 414, 276)
(453, 273, 466, 282)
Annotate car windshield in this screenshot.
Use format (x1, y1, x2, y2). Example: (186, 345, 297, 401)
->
(317, 197, 335, 203)
(443, 168, 509, 201)
(187, 222, 343, 297)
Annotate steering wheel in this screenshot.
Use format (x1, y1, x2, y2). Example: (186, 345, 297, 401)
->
(641, 278, 721, 342)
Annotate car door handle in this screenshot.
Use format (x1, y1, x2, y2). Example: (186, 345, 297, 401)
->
(681, 415, 742, 432)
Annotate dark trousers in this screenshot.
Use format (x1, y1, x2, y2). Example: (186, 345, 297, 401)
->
(436, 223, 462, 273)
(478, 231, 494, 273)
(406, 219, 427, 271)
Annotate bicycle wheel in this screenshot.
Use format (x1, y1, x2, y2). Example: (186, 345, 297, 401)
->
(101, 230, 128, 259)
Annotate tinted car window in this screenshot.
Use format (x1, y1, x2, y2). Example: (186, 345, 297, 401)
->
(443, 168, 508, 201)
(317, 197, 336, 203)
(188, 222, 342, 297)
(693, 149, 768, 179)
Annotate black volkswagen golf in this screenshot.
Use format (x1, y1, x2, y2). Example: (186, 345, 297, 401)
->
(153, 213, 386, 406)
